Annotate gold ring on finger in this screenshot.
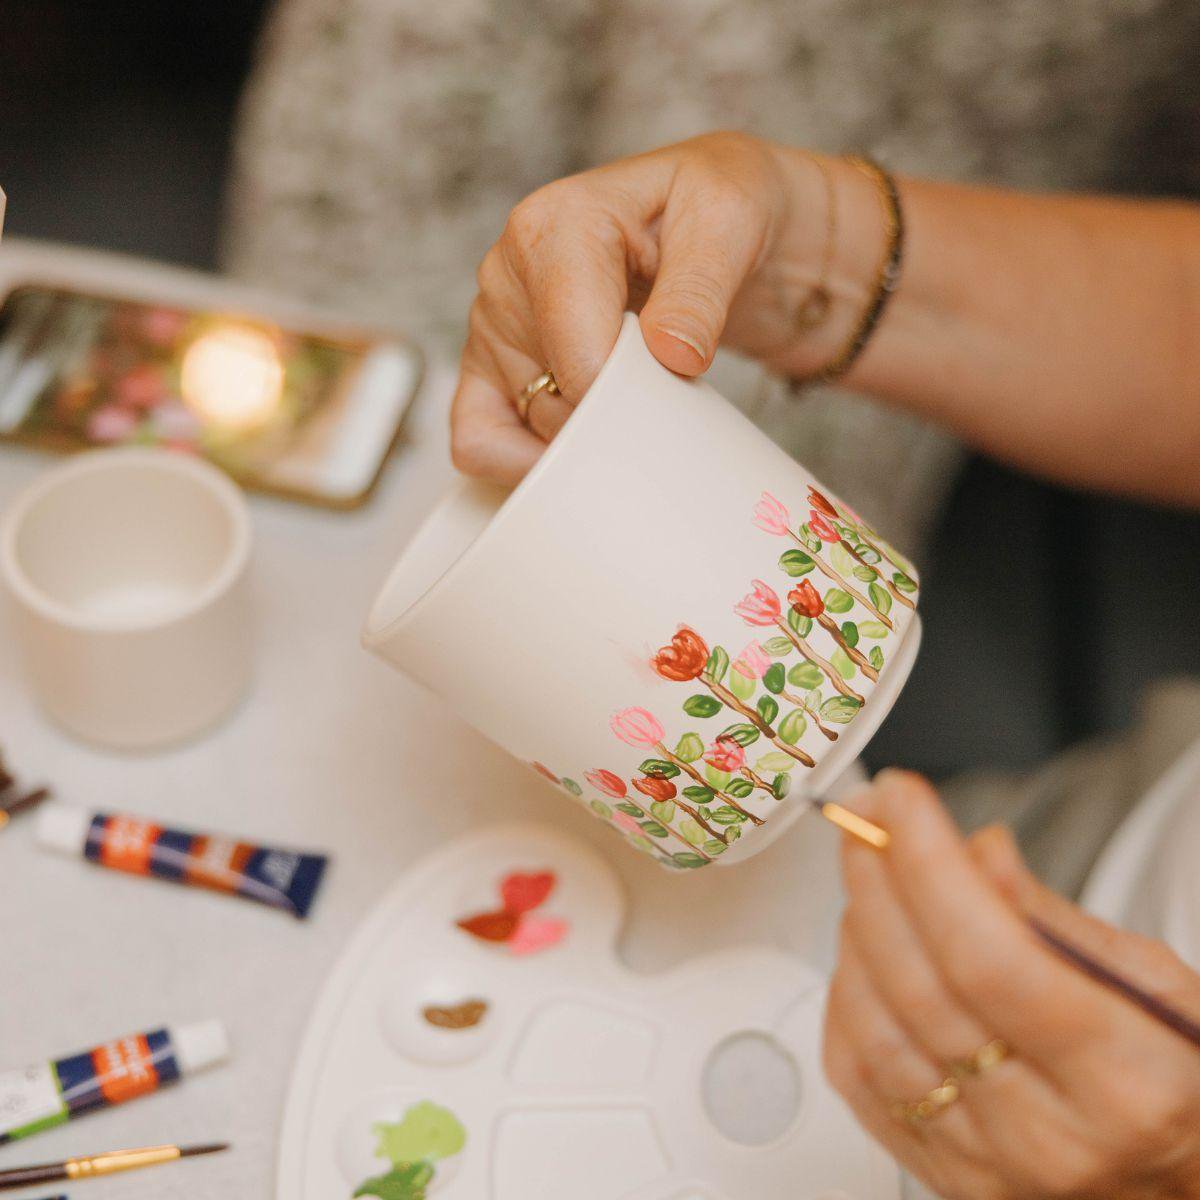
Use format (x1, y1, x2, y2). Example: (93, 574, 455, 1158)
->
(515, 369, 560, 424)
(890, 1077, 960, 1126)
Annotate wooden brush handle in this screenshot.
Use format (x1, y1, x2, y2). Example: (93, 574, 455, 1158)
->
(0, 1162, 65, 1191)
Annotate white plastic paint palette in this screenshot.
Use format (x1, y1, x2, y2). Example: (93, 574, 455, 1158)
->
(277, 824, 901, 1199)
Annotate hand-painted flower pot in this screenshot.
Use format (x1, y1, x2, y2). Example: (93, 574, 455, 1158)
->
(364, 315, 921, 867)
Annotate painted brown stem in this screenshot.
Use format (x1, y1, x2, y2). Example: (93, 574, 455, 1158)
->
(780, 689, 839, 741)
(622, 793, 714, 861)
(840, 540, 916, 611)
(740, 766, 776, 796)
(788, 531, 893, 629)
(704, 679, 817, 770)
(659, 743, 766, 826)
(816, 613, 879, 681)
(773, 618, 865, 704)
(651, 745, 736, 840)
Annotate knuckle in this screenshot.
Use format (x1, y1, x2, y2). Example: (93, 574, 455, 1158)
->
(474, 244, 507, 295)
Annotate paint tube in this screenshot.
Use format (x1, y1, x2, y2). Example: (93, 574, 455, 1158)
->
(35, 804, 328, 919)
(0, 1020, 228, 1145)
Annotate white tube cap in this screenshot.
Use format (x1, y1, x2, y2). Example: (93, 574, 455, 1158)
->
(35, 802, 92, 857)
(172, 1019, 231, 1075)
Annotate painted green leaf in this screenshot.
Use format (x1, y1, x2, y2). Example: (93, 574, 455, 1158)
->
(798, 524, 821, 552)
(683, 694, 722, 719)
(726, 823, 743, 841)
(852, 565, 878, 582)
(762, 636, 794, 658)
(631, 835, 656, 853)
(787, 608, 813, 636)
(841, 621, 859, 648)
(710, 805, 749, 825)
(893, 571, 918, 593)
(353, 1161, 435, 1200)
(616, 801, 643, 817)
(705, 765, 733, 789)
(756, 751, 795, 772)
(683, 784, 716, 803)
(778, 709, 808, 744)
(824, 588, 854, 614)
(869, 645, 885, 670)
(650, 799, 676, 824)
(788, 661, 823, 690)
(757, 695, 779, 725)
(704, 645, 730, 684)
(697, 804, 713, 820)
(678, 816, 707, 847)
(763, 663, 786, 694)
(831, 648, 857, 678)
(869, 581, 893, 615)
(855, 542, 881, 565)
(560, 777, 582, 796)
(772, 772, 792, 800)
(674, 732, 704, 763)
(820, 696, 863, 724)
(719, 723, 760, 747)
(831, 542, 858, 576)
(726, 778, 754, 799)
(640, 820, 669, 838)
(859, 621, 890, 639)
(779, 548, 815, 577)
(834, 522, 857, 541)
(589, 799, 612, 818)
(640, 758, 680, 779)
(703, 839, 729, 855)
(729, 668, 756, 701)
(672, 851, 708, 869)
(373, 1102, 466, 1166)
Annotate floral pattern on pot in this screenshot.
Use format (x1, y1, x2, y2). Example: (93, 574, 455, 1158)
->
(530, 486, 919, 870)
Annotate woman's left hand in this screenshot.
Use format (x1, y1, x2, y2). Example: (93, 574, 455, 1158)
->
(824, 770, 1200, 1200)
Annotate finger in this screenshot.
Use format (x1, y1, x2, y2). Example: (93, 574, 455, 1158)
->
(449, 337, 543, 485)
(639, 172, 766, 375)
(851, 771, 1154, 1079)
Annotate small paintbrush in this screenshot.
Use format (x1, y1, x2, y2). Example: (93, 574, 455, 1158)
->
(0, 1142, 228, 1191)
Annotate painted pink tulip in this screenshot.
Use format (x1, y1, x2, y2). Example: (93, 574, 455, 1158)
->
(734, 580, 781, 627)
(733, 640, 771, 679)
(613, 811, 642, 836)
(809, 511, 840, 543)
(610, 707, 665, 748)
(705, 737, 746, 772)
(86, 404, 138, 443)
(585, 769, 627, 798)
(752, 491, 791, 536)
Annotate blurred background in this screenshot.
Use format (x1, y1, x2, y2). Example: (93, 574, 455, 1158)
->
(3, 0, 1200, 783)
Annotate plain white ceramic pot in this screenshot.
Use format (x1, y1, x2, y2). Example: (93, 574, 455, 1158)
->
(1, 447, 253, 750)
(365, 315, 920, 868)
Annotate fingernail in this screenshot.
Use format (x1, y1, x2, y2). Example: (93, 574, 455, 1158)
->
(656, 325, 708, 361)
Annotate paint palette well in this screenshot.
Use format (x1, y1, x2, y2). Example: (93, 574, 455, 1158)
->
(276, 823, 901, 1198)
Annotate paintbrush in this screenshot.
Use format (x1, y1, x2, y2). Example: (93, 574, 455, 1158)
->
(0, 786, 51, 832)
(0, 1142, 228, 1191)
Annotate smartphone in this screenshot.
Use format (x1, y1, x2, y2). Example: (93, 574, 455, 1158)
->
(0, 282, 423, 508)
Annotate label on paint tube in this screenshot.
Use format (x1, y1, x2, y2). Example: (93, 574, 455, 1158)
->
(78, 811, 327, 918)
(0, 1029, 179, 1145)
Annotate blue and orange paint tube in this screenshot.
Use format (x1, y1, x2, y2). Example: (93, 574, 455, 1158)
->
(0, 1021, 228, 1145)
(35, 804, 327, 919)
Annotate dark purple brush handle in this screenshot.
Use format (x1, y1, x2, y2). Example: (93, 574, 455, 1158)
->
(1029, 916, 1200, 1050)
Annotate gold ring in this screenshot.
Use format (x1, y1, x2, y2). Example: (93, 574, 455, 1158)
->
(515, 369, 560, 423)
(890, 1039, 1010, 1126)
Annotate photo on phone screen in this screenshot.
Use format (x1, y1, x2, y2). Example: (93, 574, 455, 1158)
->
(0, 284, 421, 506)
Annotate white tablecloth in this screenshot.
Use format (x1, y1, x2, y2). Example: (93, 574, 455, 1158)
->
(0, 244, 848, 1199)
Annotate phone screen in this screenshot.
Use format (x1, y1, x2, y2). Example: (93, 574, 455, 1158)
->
(0, 284, 418, 504)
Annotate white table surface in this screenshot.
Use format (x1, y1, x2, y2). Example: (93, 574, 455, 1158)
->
(0, 243, 851, 1200)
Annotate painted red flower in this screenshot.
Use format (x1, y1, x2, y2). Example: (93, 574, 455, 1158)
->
(809, 511, 840, 543)
(788, 579, 824, 619)
(585, 769, 627, 798)
(531, 761, 560, 784)
(704, 737, 745, 773)
(632, 776, 677, 802)
(734, 580, 781, 627)
(652, 627, 710, 682)
(808, 487, 839, 520)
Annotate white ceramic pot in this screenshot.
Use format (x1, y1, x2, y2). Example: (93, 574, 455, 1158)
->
(365, 315, 920, 867)
(1, 447, 253, 750)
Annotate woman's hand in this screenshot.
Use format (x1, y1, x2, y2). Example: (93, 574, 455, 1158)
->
(449, 132, 867, 484)
(825, 770, 1200, 1200)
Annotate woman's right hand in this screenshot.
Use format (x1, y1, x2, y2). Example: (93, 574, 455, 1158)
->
(449, 132, 869, 484)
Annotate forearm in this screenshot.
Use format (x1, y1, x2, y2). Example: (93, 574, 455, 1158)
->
(778, 151, 1200, 506)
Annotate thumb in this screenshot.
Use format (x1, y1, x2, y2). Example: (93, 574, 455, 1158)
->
(969, 824, 1200, 1004)
(639, 187, 764, 376)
